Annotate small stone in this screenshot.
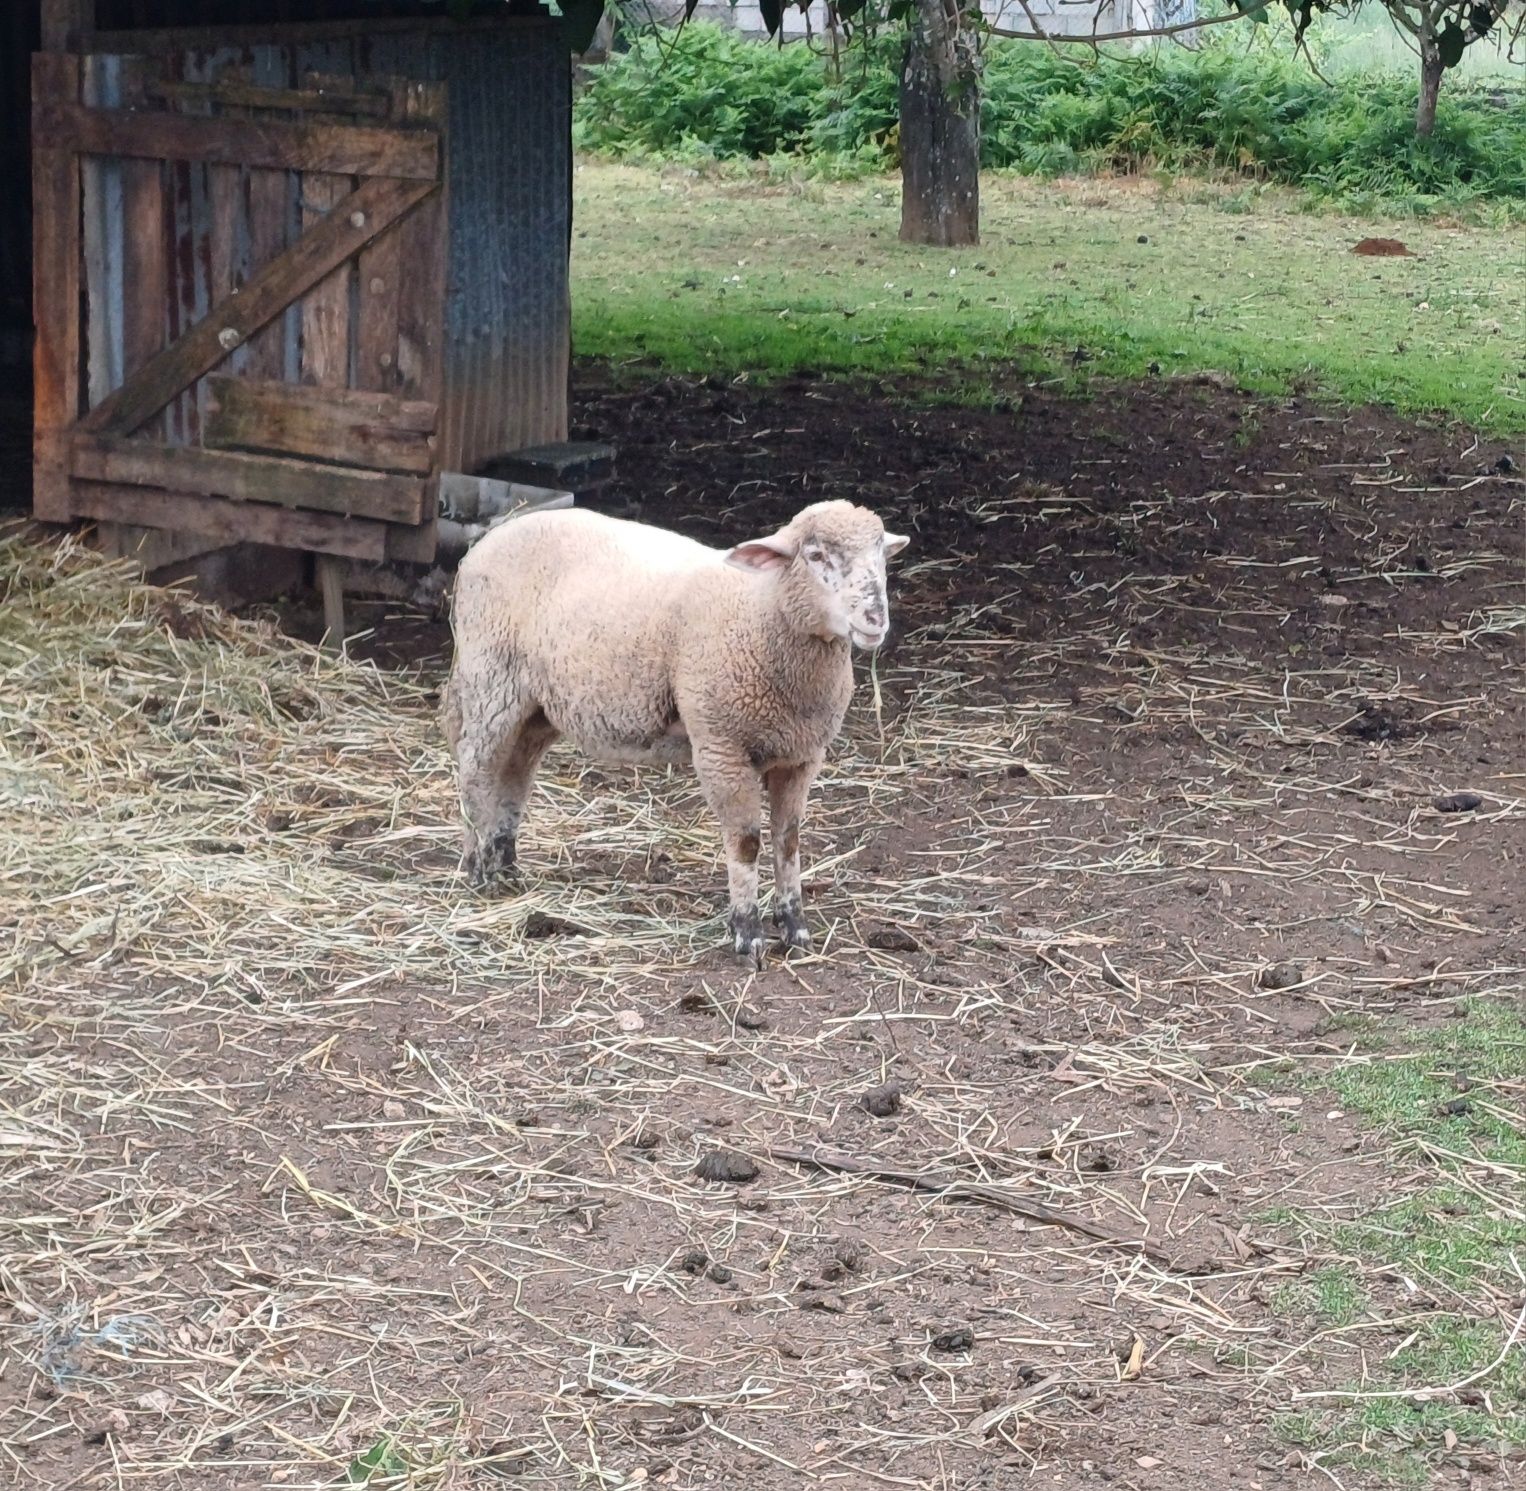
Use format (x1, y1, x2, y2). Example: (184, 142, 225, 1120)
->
(382, 1099, 406, 1120)
(693, 1149, 759, 1185)
(1434, 791, 1483, 813)
(736, 1004, 768, 1030)
(1136, 1455, 1162, 1470)
(706, 1262, 735, 1285)
(800, 1292, 847, 1313)
(1137, 234, 1149, 244)
(615, 1009, 645, 1033)
(679, 1249, 709, 1275)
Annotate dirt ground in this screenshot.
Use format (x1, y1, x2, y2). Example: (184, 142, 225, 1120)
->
(3, 370, 1524, 1491)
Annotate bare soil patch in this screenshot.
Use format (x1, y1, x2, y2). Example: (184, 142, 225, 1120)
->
(4, 370, 1523, 1491)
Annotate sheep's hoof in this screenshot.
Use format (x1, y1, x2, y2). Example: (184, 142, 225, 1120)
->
(729, 908, 765, 971)
(774, 904, 812, 954)
(466, 832, 520, 894)
(775, 897, 811, 952)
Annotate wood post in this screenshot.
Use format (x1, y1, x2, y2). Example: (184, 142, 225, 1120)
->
(317, 556, 347, 652)
(31, 54, 83, 522)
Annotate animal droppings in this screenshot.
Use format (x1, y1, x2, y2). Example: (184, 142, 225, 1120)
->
(1258, 962, 1305, 991)
(693, 1150, 760, 1184)
(860, 1081, 903, 1118)
(932, 1326, 975, 1353)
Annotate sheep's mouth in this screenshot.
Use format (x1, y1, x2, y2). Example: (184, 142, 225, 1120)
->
(851, 625, 888, 651)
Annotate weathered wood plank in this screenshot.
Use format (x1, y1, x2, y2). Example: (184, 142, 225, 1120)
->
(299, 171, 352, 388)
(206, 377, 435, 473)
(81, 55, 123, 411)
(393, 82, 448, 440)
(32, 102, 439, 180)
(354, 77, 411, 394)
(92, 15, 550, 55)
(244, 153, 291, 381)
(81, 174, 436, 438)
(386, 518, 439, 564)
(96, 521, 227, 573)
(294, 56, 357, 392)
(118, 58, 168, 439)
(72, 435, 431, 525)
(70, 480, 391, 562)
(41, 0, 93, 51)
(146, 79, 391, 117)
(32, 54, 83, 522)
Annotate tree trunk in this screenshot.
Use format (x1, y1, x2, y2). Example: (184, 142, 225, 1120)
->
(1416, 38, 1444, 137)
(899, 0, 980, 248)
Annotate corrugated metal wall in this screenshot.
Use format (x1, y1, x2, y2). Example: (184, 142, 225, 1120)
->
(361, 25, 571, 469)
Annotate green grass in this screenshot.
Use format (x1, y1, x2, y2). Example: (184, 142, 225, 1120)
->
(572, 163, 1526, 431)
(1272, 999, 1526, 1483)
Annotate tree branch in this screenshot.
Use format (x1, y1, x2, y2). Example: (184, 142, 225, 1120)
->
(986, 5, 1269, 44)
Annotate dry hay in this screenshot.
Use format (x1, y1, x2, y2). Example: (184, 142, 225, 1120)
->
(1, 520, 1521, 1489)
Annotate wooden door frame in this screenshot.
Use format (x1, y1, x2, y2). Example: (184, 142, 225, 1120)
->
(32, 46, 448, 564)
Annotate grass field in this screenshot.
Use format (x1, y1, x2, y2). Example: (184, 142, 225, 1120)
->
(572, 164, 1526, 433)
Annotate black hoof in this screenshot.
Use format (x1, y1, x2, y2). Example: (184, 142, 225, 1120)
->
(466, 830, 519, 892)
(729, 907, 765, 970)
(774, 899, 812, 954)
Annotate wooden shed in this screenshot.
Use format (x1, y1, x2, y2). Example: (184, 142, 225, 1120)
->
(20, 0, 580, 618)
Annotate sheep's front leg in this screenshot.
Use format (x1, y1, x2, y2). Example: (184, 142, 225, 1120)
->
(694, 749, 766, 969)
(766, 761, 819, 953)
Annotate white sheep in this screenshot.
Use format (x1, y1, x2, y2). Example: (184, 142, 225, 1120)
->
(441, 500, 909, 965)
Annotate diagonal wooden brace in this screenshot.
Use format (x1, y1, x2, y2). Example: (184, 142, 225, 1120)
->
(81, 173, 437, 439)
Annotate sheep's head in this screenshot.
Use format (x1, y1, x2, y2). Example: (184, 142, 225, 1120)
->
(725, 501, 910, 650)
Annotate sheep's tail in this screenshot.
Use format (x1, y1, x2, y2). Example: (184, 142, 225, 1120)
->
(439, 672, 464, 756)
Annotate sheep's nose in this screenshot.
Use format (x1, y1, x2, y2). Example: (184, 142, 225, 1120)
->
(864, 604, 885, 628)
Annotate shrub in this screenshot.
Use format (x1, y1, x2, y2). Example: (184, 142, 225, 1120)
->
(572, 22, 1526, 205)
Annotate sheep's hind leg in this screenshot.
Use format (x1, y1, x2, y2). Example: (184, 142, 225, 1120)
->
(695, 749, 767, 969)
(767, 761, 818, 953)
(457, 701, 558, 892)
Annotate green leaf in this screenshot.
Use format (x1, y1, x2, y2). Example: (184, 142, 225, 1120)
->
(342, 1440, 404, 1486)
(561, 0, 607, 54)
(1437, 20, 1467, 66)
(760, 0, 785, 37)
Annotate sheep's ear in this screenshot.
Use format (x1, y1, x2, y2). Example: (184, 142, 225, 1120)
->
(725, 534, 795, 573)
(884, 532, 910, 557)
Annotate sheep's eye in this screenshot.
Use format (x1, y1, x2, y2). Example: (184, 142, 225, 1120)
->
(804, 547, 825, 563)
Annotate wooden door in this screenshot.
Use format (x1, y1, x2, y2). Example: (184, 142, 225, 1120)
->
(32, 50, 448, 566)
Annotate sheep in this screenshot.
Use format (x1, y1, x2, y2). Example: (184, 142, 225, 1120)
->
(441, 499, 909, 966)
